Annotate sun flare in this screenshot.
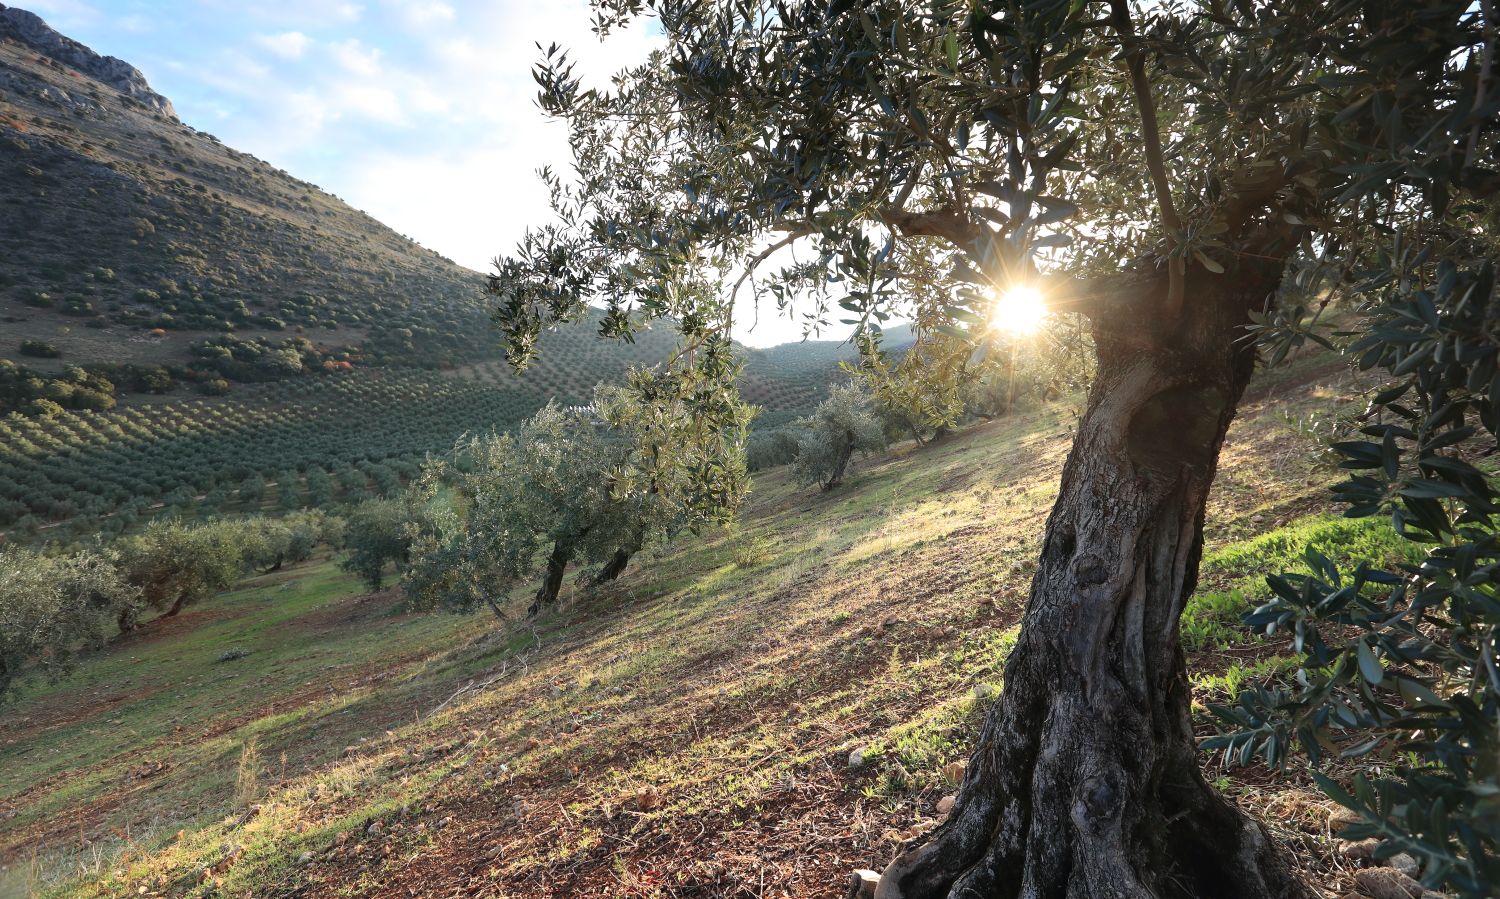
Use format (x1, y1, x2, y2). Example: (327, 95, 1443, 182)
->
(990, 285, 1049, 336)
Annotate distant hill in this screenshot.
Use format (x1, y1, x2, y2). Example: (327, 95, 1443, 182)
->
(0, 3, 495, 381)
(0, 6, 884, 542)
(0, 4, 870, 406)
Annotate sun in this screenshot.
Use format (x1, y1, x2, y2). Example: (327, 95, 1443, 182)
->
(990, 285, 1048, 336)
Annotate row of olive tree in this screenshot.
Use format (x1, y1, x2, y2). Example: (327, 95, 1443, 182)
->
(1, 510, 341, 701)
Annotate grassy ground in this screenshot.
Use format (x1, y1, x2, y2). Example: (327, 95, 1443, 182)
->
(1, 348, 1394, 898)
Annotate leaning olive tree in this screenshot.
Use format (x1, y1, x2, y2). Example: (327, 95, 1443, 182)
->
(117, 519, 244, 626)
(493, 1, 1494, 895)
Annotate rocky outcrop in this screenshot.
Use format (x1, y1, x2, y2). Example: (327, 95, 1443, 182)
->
(0, 4, 175, 118)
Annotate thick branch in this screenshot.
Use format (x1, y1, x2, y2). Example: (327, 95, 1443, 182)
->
(879, 207, 983, 248)
(1109, 0, 1185, 319)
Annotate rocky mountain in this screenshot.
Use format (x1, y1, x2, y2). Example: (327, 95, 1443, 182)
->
(0, 4, 505, 394)
(0, 5, 173, 116)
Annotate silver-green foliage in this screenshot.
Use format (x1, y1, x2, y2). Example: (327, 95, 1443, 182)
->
(340, 498, 421, 591)
(0, 547, 138, 701)
(405, 386, 749, 617)
(793, 383, 886, 491)
(116, 519, 246, 622)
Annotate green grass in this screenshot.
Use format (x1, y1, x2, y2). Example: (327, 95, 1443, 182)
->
(1183, 514, 1419, 653)
(0, 558, 491, 893)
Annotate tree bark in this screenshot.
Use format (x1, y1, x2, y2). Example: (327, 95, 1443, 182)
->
(876, 265, 1311, 899)
(593, 545, 637, 584)
(825, 434, 857, 490)
(528, 539, 574, 617)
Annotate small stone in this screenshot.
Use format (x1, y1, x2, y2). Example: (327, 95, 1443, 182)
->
(973, 683, 997, 701)
(942, 760, 967, 783)
(936, 795, 956, 816)
(1353, 867, 1423, 899)
(635, 785, 662, 811)
(1339, 838, 1380, 860)
(846, 869, 880, 899)
(848, 748, 870, 768)
(1388, 853, 1419, 878)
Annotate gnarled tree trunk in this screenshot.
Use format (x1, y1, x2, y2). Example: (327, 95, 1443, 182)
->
(876, 265, 1310, 899)
(528, 539, 574, 616)
(593, 544, 637, 584)
(825, 433, 857, 490)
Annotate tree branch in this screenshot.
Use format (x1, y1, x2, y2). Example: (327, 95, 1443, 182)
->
(1109, 0, 1185, 319)
(879, 207, 982, 247)
(730, 227, 815, 307)
(1467, 0, 1498, 169)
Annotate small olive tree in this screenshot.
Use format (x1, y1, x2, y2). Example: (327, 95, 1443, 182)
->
(241, 510, 330, 573)
(403, 405, 612, 616)
(793, 383, 886, 491)
(1, 547, 139, 701)
(340, 498, 419, 591)
(117, 519, 244, 627)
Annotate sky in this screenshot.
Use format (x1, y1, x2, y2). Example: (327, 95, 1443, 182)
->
(20, 0, 833, 347)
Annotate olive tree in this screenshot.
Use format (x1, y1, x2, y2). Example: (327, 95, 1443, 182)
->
(588, 380, 751, 582)
(793, 382, 887, 490)
(408, 387, 741, 616)
(241, 511, 328, 573)
(117, 520, 244, 626)
(494, 1, 1494, 895)
(408, 385, 749, 618)
(1, 547, 139, 700)
(340, 498, 418, 591)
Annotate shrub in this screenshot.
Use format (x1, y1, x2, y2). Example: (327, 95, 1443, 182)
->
(19, 339, 61, 359)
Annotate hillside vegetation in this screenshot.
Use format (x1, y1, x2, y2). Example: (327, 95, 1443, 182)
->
(0, 5, 879, 541)
(0, 350, 1395, 898)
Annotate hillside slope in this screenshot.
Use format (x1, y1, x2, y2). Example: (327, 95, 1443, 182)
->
(0, 3, 492, 373)
(0, 3, 869, 399)
(0, 350, 1387, 898)
(0, 5, 871, 540)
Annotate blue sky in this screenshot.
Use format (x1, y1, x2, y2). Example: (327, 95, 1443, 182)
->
(19, 1, 849, 347)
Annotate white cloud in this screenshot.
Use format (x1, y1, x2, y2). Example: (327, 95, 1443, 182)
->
(19, 0, 102, 30)
(396, 1, 455, 27)
(328, 37, 383, 77)
(256, 31, 313, 59)
(200, 0, 364, 27)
